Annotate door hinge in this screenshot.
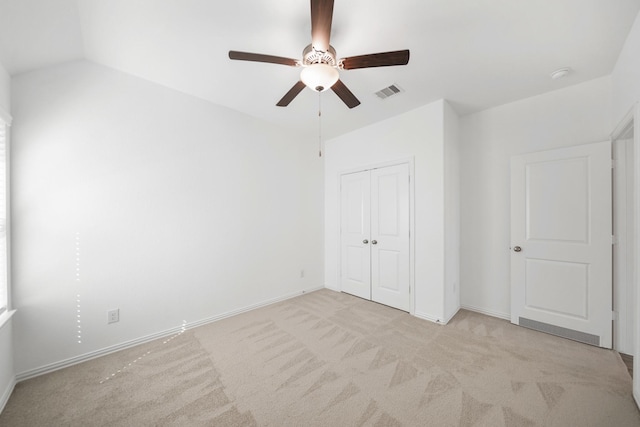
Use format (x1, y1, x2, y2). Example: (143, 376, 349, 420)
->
(612, 310, 618, 321)
(611, 235, 617, 245)
(611, 159, 615, 169)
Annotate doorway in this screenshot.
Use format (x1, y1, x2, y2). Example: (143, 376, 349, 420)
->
(611, 106, 640, 407)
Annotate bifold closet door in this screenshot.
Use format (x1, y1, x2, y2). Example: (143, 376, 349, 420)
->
(340, 163, 410, 312)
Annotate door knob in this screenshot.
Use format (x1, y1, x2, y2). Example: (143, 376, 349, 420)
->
(371, 240, 378, 245)
(513, 246, 522, 252)
(363, 239, 369, 244)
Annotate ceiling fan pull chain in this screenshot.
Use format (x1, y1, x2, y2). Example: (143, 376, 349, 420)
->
(318, 91, 322, 157)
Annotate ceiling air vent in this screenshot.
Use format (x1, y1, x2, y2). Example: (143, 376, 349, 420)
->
(375, 84, 403, 100)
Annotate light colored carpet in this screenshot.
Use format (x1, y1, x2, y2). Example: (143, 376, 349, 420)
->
(1, 289, 639, 426)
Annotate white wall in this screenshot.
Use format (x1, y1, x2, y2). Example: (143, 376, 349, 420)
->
(324, 99, 459, 323)
(443, 101, 460, 321)
(0, 60, 14, 414)
(0, 63, 9, 117)
(613, 11, 640, 127)
(459, 76, 612, 319)
(10, 60, 324, 376)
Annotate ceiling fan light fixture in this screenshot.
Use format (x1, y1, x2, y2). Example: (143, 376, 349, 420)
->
(300, 64, 339, 92)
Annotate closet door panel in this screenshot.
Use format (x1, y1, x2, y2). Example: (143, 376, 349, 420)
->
(340, 171, 372, 300)
(371, 164, 410, 311)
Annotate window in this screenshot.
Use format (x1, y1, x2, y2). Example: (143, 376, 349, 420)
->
(0, 120, 7, 315)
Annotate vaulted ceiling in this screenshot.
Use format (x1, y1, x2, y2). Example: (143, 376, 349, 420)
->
(1, 0, 639, 138)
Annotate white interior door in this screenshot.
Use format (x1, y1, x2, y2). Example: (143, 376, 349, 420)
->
(370, 164, 410, 311)
(510, 141, 612, 348)
(340, 170, 371, 300)
(340, 163, 410, 312)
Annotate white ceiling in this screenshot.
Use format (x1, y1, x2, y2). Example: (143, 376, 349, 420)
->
(1, 0, 639, 138)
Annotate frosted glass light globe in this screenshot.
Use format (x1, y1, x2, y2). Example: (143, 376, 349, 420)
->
(300, 64, 339, 92)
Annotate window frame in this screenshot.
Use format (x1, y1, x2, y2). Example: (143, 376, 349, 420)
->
(0, 111, 11, 316)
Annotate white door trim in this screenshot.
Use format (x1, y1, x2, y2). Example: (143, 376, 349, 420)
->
(337, 157, 415, 315)
(611, 103, 640, 408)
(613, 129, 635, 354)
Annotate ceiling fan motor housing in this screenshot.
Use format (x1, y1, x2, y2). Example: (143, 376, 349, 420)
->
(303, 44, 337, 66)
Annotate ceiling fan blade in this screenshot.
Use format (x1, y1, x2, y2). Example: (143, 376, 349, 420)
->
(331, 79, 360, 109)
(229, 51, 298, 67)
(277, 81, 307, 107)
(341, 50, 410, 70)
(311, 0, 334, 52)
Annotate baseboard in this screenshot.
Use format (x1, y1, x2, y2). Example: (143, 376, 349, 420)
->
(414, 310, 446, 325)
(413, 307, 460, 326)
(324, 284, 340, 292)
(635, 388, 640, 411)
(444, 306, 461, 324)
(184, 285, 324, 331)
(460, 304, 510, 321)
(0, 375, 16, 414)
(16, 285, 324, 382)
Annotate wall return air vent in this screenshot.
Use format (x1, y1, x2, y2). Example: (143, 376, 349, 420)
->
(375, 84, 403, 100)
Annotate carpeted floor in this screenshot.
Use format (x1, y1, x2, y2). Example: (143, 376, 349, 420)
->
(1, 289, 639, 426)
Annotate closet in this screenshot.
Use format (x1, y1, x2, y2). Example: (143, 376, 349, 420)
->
(340, 163, 410, 311)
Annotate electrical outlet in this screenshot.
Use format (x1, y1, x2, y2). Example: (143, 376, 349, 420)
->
(300, 269, 305, 278)
(108, 309, 119, 324)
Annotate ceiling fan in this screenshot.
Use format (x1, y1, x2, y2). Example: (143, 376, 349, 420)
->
(228, 0, 410, 109)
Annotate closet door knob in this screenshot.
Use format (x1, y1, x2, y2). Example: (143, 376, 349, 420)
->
(363, 239, 369, 244)
(371, 240, 378, 245)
